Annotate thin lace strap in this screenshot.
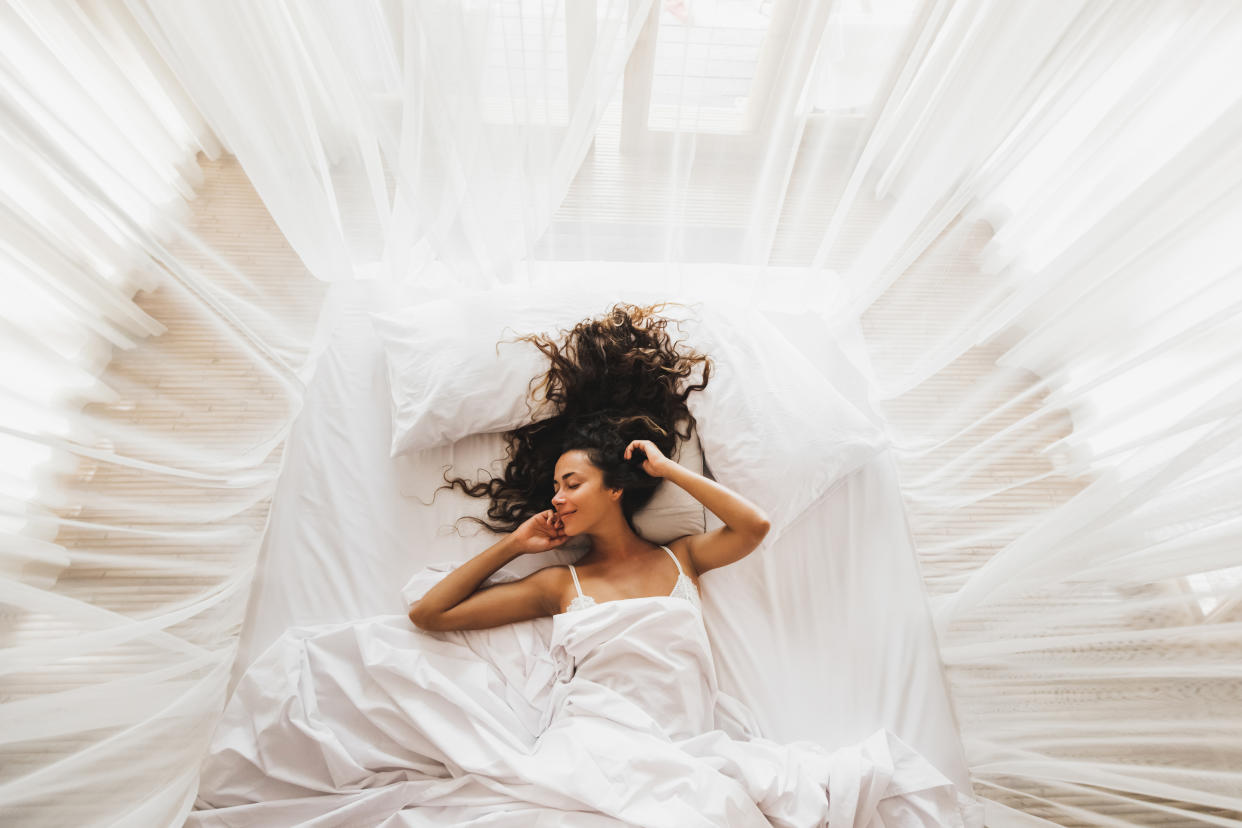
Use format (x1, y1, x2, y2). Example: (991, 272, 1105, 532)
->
(660, 545, 684, 577)
(568, 564, 585, 598)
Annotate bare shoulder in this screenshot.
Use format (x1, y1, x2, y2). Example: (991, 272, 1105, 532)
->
(529, 564, 576, 613)
(523, 563, 571, 607)
(666, 525, 764, 577)
(664, 537, 703, 582)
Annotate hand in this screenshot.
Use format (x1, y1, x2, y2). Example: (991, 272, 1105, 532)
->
(510, 509, 569, 555)
(624, 439, 674, 478)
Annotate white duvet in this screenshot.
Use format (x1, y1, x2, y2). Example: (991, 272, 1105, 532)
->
(188, 566, 977, 827)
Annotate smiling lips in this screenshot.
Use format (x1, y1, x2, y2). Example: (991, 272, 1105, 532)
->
(558, 511, 576, 523)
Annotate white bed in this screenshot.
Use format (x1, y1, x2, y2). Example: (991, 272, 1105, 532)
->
(207, 269, 978, 824)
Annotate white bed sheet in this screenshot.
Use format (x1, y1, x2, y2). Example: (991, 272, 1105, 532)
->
(222, 272, 975, 816)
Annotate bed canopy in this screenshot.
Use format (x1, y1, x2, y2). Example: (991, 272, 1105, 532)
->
(2, 0, 1240, 825)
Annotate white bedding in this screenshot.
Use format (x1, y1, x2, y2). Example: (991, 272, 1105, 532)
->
(198, 272, 981, 825)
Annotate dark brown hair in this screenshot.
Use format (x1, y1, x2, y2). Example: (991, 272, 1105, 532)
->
(441, 302, 711, 532)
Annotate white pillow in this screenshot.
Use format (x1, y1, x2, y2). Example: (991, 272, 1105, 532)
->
(374, 288, 887, 543)
(631, 425, 708, 544)
(684, 302, 889, 542)
(370, 286, 679, 457)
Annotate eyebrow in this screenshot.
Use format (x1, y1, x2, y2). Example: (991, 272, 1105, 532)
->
(552, 471, 579, 487)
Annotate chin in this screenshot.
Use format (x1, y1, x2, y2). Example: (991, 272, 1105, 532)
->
(561, 520, 588, 541)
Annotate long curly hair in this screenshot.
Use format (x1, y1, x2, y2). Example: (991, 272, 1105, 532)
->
(441, 301, 711, 533)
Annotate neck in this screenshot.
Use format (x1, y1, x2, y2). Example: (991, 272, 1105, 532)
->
(580, 511, 648, 562)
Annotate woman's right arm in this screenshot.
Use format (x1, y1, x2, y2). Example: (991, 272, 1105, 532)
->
(409, 511, 568, 631)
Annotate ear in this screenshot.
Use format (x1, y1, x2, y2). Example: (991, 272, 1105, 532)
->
(608, 486, 623, 502)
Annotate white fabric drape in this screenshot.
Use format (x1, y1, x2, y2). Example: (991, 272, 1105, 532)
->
(0, 3, 324, 824)
(0, 0, 211, 577)
(2, 0, 1240, 825)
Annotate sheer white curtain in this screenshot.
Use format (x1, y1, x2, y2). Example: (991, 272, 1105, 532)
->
(2, 0, 1240, 825)
(0, 0, 210, 578)
(0, 3, 323, 825)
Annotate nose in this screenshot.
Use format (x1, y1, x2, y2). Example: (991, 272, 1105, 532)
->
(551, 490, 566, 508)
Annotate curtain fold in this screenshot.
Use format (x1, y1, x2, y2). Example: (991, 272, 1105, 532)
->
(2, 0, 1240, 825)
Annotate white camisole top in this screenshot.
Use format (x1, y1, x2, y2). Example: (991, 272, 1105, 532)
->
(566, 545, 701, 613)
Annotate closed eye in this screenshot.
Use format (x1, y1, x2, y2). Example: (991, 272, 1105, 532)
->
(553, 473, 581, 493)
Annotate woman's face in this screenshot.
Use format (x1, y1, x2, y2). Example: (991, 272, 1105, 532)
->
(551, 450, 620, 535)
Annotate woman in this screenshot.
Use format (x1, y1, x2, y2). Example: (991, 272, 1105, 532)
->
(410, 300, 747, 630)
(396, 304, 971, 827)
(407, 427, 769, 631)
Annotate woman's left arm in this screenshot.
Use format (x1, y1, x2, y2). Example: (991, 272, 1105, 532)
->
(624, 439, 770, 575)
